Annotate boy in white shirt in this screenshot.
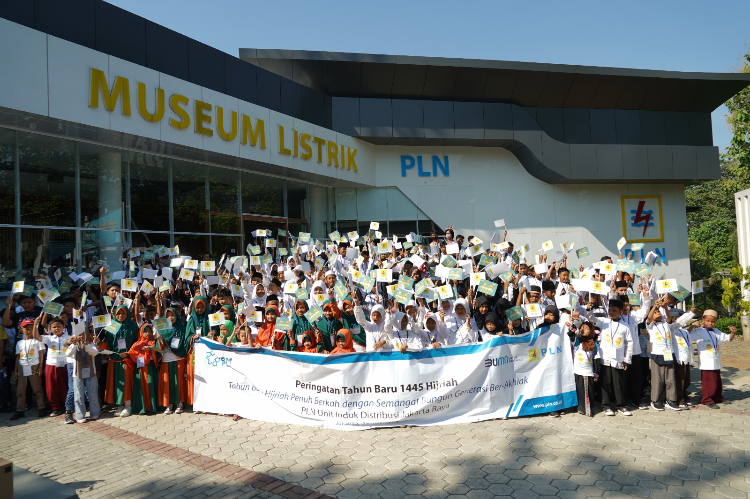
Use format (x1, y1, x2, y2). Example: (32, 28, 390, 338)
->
(689, 309, 737, 409)
(35, 316, 72, 418)
(588, 298, 633, 416)
(646, 300, 681, 411)
(65, 332, 102, 423)
(11, 318, 47, 420)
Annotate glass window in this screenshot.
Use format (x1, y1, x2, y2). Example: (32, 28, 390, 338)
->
(307, 185, 327, 238)
(387, 187, 418, 221)
(174, 234, 210, 260)
(211, 236, 242, 258)
(129, 152, 170, 232)
(20, 228, 75, 273)
(0, 227, 16, 279)
(172, 160, 209, 234)
(357, 188, 388, 221)
(209, 166, 240, 235)
(0, 128, 15, 225)
(334, 188, 357, 221)
(241, 173, 284, 217)
(18, 133, 76, 227)
(287, 180, 308, 220)
(78, 144, 127, 264)
(388, 221, 417, 237)
(418, 220, 442, 236)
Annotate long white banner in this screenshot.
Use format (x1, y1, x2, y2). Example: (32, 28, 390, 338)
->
(193, 325, 576, 430)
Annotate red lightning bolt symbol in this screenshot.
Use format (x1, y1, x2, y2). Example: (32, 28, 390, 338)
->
(633, 200, 651, 237)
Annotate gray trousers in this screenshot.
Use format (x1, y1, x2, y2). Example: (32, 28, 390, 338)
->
(650, 360, 678, 403)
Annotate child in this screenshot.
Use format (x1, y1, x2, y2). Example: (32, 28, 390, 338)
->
(297, 330, 322, 353)
(330, 330, 356, 354)
(185, 295, 211, 408)
(104, 305, 139, 417)
(227, 324, 253, 347)
(571, 325, 600, 417)
(10, 318, 47, 420)
(66, 332, 102, 423)
(418, 312, 445, 348)
(352, 296, 391, 351)
(255, 305, 279, 348)
(389, 312, 425, 353)
(34, 315, 71, 417)
(646, 299, 684, 411)
(441, 298, 478, 344)
(125, 323, 160, 416)
(314, 301, 342, 351)
(341, 297, 366, 352)
(588, 298, 633, 416)
(671, 311, 693, 409)
(689, 309, 737, 408)
(156, 307, 189, 415)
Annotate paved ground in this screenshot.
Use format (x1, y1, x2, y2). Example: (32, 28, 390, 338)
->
(3, 366, 750, 499)
(720, 336, 750, 370)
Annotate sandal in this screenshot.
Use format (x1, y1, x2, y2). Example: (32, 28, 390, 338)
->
(232, 414, 241, 421)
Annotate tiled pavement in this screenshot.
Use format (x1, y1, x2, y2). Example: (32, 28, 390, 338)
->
(3, 370, 750, 499)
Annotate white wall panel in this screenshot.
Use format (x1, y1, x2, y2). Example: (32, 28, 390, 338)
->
(0, 19, 48, 116)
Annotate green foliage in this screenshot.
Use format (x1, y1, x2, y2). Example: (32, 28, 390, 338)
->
(686, 49, 750, 310)
(715, 316, 742, 334)
(726, 51, 750, 171)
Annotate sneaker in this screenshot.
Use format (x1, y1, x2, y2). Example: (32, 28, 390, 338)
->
(49, 410, 62, 417)
(707, 403, 720, 410)
(164, 404, 174, 415)
(665, 401, 682, 411)
(618, 408, 633, 416)
(101, 404, 111, 412)
(175, 402, 184, 414)
(678, 404, 689, 410)
(548, 411, 560, 418)
(721, 400, 732, 405)
(119, 406, 132, 417)
(638, 403, 650, 410)
(113, 406, 124, 416)
(64, 411, 75, 424)
(651, 401, 665, 411)
(9, 411, 24, 421)
(75, 419, 87, 424)
(605, 409, 615, 416)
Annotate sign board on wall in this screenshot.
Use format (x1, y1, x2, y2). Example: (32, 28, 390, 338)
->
(621, 195, 664, 242)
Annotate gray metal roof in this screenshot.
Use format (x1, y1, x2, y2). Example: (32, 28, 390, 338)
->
(239, 48, 750, 113)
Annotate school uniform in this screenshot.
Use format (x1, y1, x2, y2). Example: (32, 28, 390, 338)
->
(15, 338, 46, 412)
(572, 339, 600, 416)
(591, 317, 633, 411)
(690, 327, 731, 405)
(41, 332, 72, 412)
(672, 327, 692, 406)
(353, 305, 392, 352)
(647, 321, 678, 405)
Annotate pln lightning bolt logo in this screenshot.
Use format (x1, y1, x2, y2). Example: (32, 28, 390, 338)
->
(630, 200, 654, 237)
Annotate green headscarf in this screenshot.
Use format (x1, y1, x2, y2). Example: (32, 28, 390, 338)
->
(185, 296, 210, 338)
(340, 296, 366, 347)
(160, 306, 189, 357)
(107, 304, 139, 354)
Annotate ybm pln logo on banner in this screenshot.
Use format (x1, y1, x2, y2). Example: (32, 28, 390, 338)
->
(621, 195, 664, 243)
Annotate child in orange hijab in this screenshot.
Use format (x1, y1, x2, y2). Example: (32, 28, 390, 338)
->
(330, 329, 356, 354)
(298, 330, 323, 353)
(123, 323, 161, 415)
(255, 305, 278, 348)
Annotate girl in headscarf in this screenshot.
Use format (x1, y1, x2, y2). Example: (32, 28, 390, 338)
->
(472, 296, 490, 333)
(250, 283, 267, 310)
(330, 329, 356, 354)
(184, 295, 210, 407)
(219, 320, 235, 345)
(389, 311, 427, 353)
(442, 298, 478, 344)
(124, 323, 160, 416)
(482, 312, 503, 337)
(416, 311, 446, 348)
(103, 304, 139, 417)
(297, 330, 323, 353)
(340, 297, 366, 352)
(314, 300, 341, 352)
(308, 280, 328, 309)
(352, 295, 392, 351)
(291, 299, 312, 340)
(156, 306, 189, 415)
(255, 305, 279, 348)
(274, 318, 298, 351)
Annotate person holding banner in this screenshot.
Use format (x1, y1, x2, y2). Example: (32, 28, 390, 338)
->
(157, 307, 189, 415)
(388, 311, 425, 353)
(329, 329, 356, 354)
(441, 298, 478, 344)
(353, 296, 391, 352)
(314, 301, 342, 351)
(103, 305, 139, 417)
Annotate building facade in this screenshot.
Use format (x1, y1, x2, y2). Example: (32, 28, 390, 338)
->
(0, 0, 748, 290)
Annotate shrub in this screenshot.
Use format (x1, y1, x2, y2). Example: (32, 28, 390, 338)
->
(715, 316, 742, 335)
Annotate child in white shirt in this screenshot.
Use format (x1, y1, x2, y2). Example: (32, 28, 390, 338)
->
(11, 318, 47, 420)
(689, 309, 737, 408)
(65, 332, 102, 423)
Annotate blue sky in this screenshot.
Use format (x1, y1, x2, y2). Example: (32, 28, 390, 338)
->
(110, 0, 749, 151)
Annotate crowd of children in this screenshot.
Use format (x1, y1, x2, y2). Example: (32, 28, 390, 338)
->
(0, 225, 739, 423)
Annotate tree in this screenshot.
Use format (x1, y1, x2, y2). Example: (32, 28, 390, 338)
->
(686, 49, 750, 310)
